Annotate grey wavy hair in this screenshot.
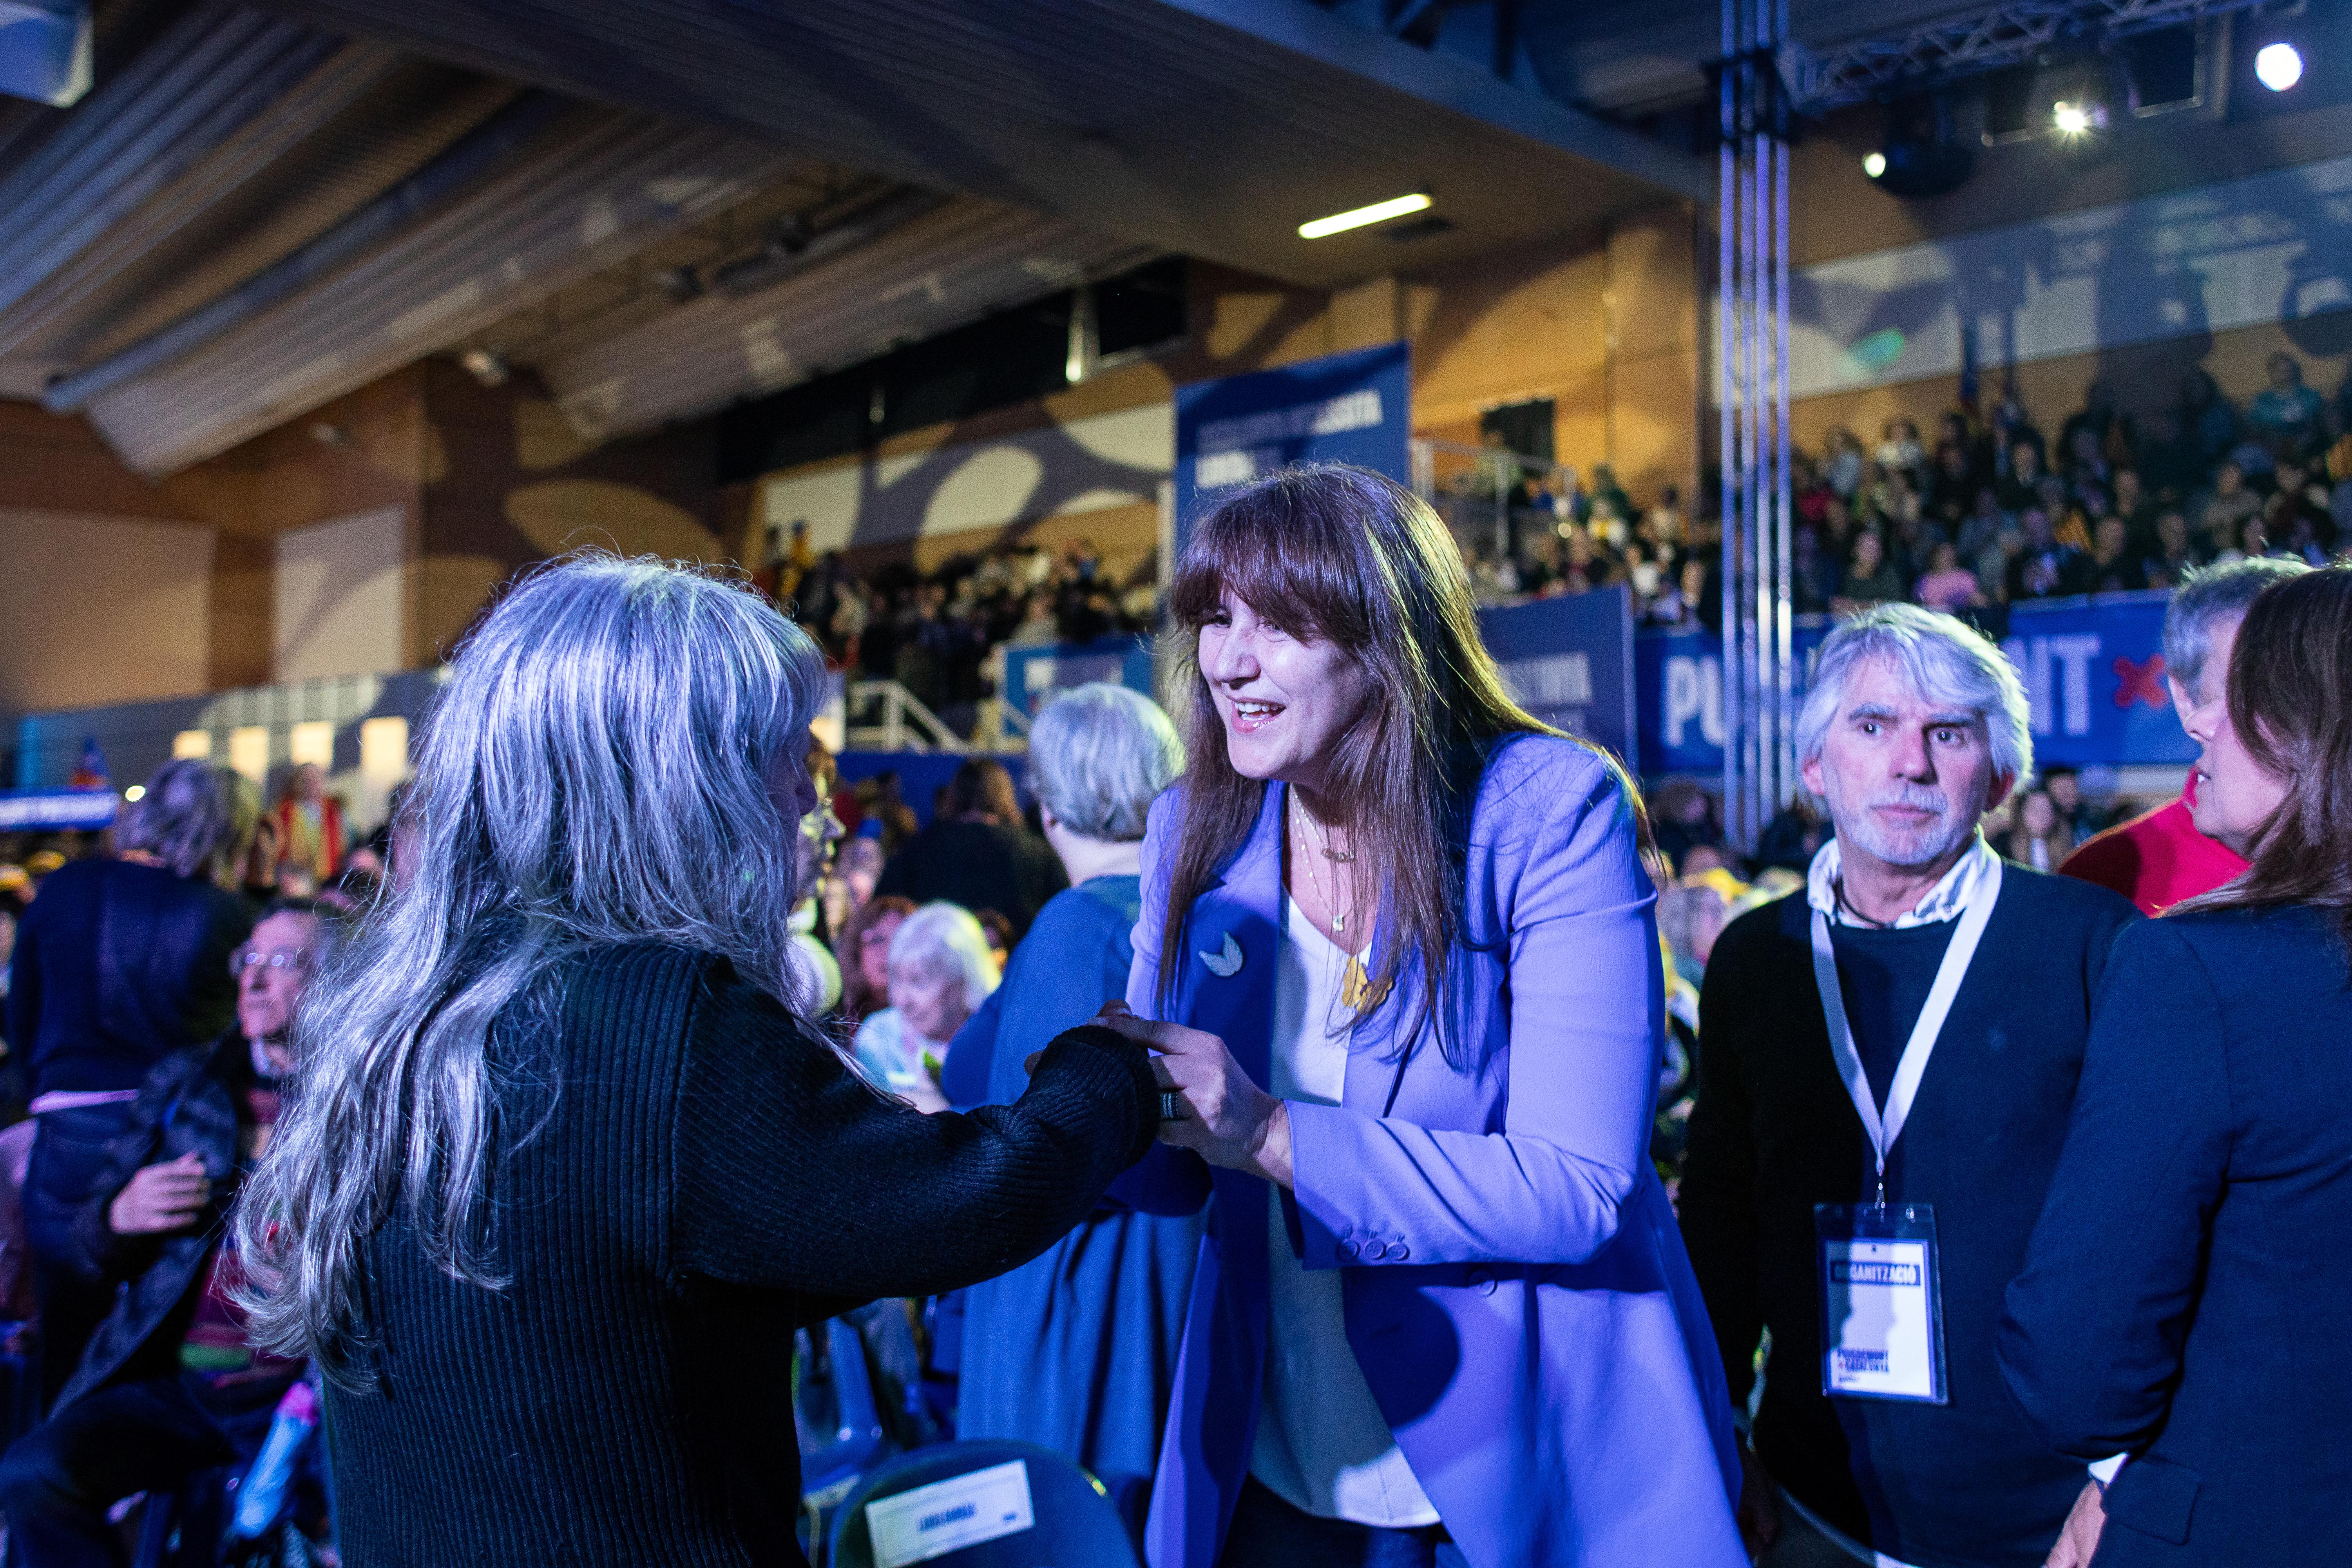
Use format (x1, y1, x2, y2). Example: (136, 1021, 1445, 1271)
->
(120, 759, 259, 884)
(1795, 603, 2033, 793)
(2162, 558, 2309, 696)
(232, 554, 828, 1383)
(1028, 682, 1183, 842)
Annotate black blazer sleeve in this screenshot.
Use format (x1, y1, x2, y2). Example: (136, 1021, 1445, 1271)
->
(1998, 919, 2233, 1457)
(1678, 921, 1766, 1407)
(669, 960, 1158, 1303)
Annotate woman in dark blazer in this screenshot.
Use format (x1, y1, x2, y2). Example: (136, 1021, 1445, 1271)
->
(2000, 563, 2352, 1567)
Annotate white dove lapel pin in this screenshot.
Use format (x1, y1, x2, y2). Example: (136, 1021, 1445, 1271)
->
(1198, 932, 1244, 978)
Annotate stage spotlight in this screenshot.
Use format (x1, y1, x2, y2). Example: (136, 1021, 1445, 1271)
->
(2052, 100, 2099, 136)
(2256, 42, 2305, 93)
(1863, 151, 1887, 179)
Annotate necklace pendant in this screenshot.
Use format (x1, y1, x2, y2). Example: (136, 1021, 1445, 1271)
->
(1321, 848, 1354, 862)
(1332, 913, 1346, 932)
(1342, 953, 1390, 1011)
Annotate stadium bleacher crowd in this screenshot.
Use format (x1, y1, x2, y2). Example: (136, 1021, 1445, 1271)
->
(750, 351, 2351, 746)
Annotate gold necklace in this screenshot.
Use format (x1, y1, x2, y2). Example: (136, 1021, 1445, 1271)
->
(1291, 795, 1389, 1011)
(1292, 796, 1354, 933)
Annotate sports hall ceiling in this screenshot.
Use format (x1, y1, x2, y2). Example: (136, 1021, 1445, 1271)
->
(0, 0, 2009, 471)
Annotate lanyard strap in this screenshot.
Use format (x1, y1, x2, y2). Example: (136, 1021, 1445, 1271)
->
(1809, 856, 2003, 1204)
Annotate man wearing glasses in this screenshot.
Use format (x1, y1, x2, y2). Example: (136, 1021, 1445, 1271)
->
(0, 898, 337, 1566)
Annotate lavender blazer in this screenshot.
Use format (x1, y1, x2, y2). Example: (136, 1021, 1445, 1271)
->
(1121, 735, 1745, 1568)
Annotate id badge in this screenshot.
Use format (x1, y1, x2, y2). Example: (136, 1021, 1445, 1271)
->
(1815, 1202, 1946, 1405)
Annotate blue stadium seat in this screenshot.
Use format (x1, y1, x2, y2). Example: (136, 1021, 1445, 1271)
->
(801, 1317, 894, 1495)
(826, 1440, 1140, 1568)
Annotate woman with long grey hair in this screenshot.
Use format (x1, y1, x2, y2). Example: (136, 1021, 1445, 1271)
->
(230, 555, 1161, 1568)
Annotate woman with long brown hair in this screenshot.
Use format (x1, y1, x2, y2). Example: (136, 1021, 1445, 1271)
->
(1099, 465, 1744, 1568)
(2000, 563, 2352, 1567)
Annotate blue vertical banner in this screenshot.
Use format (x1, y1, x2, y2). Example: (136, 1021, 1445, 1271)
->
(1475, 587, 1636, 766)
(1172, 342, 1412, 547)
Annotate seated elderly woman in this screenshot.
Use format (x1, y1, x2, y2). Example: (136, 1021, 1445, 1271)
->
(851, 901, 1000, 1113)
(941, 683, 1201, 1530)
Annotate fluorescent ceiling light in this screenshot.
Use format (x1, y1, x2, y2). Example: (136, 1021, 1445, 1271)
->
(1299, 192, 1432, 239)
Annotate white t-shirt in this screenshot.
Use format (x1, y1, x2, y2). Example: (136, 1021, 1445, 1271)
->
(1248, 894, 1440, 1528)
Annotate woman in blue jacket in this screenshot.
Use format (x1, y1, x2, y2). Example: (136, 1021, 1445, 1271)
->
(1101, 465, 1744, 1568)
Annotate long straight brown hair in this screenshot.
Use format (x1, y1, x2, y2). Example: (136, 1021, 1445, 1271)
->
(2175, 563, 2352, 947)
(1159, 462, 1646, 1068)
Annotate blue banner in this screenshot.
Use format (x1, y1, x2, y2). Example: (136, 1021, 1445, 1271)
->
(1173, 342, 1411, 542)
(1476, 587, 1636, 765)
(1998, 592, 2191, 767)
(999, 636, 1156, 719)
(0, 789, 118, 831)
(1634, 619, 1833, 777)
(1630, 592, 2191, 776)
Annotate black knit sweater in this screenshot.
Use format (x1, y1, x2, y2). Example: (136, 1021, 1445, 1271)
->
(324, 942, 1160, 1567)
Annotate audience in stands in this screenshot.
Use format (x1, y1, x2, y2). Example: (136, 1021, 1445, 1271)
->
(1435, 359, 2348, 629)
(750, 354, 2348, 762)
(781, 536, 1154, 737)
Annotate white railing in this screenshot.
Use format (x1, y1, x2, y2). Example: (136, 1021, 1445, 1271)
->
(841, 680, 1029, 754)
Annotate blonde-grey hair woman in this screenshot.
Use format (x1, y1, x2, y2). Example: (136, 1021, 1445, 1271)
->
(851, 900, 1000, 1112)
(230, 555, 1159, 1568)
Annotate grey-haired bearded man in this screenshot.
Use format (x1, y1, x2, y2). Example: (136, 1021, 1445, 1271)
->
(1679, 604, 2140, 1568)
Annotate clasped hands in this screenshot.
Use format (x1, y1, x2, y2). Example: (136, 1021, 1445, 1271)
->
(107, 1150, 212, 1236)
(1030, 1003, 1293, 1188)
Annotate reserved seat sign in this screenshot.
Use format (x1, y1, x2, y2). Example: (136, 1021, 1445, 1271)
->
(865, 1458, 1037, 1566)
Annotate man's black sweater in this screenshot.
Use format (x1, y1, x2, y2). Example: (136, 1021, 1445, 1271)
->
(1678, 866, 2138, 1568)
(325, 942, 1160, 1567)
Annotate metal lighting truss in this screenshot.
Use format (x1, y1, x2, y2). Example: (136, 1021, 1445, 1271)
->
(1793, 0, 2289, 109)
(1719, 0, 1796, 851)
